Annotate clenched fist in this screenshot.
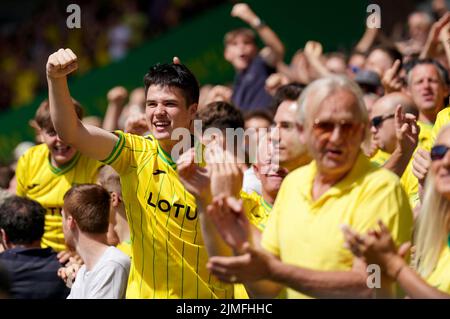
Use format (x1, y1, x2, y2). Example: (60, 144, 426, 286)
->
(107, 86, 128, 106)
(46, 48, 78, 79)
(231, 3, 258, 26)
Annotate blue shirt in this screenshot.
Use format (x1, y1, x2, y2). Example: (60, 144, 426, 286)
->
(0, 247, 69, 299)
(231, 54, 275, 112)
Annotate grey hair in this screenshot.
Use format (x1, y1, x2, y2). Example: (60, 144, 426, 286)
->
(296, 75, 371, 147)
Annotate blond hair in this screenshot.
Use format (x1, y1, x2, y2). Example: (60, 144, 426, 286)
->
(413, 124, 450, 277)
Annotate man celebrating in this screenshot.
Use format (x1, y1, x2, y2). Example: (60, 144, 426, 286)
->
(207, 76, 413, 298)
(46, 48, 233, 298)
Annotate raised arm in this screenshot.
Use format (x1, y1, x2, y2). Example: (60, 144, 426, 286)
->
(231, 3, 285, 66)
(46, 49, 118, 161)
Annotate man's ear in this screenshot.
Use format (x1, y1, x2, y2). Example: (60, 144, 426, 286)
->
(67, 215, 77, 230)
(0, 229, 8, 249)
(189, 103, 198, 120)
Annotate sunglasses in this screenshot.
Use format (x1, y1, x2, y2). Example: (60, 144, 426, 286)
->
(371, 113, 395, 128)
(312, 119, 360, 137)
(431, 144, 450, 161)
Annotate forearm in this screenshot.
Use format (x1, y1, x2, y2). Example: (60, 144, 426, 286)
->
(441, 39, 450, 68)
(355, 28, 378, 53)
(47, 77, 80, 144)
(102, 103, 123, 131)
(255, 25, 285, 62)
(397, 266, 450, 299)
(270, 262, 372, 299)
(47, 77, 118, 161)
(307, 57, 330, 78)
(198, 201, 234, 258)
(382, 147, 413, 177)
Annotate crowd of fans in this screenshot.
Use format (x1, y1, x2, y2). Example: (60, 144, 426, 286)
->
(1, 1, 450, 299)
(0, 0, 225, 111)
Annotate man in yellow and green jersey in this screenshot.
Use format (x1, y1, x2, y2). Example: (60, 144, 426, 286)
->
(16, 100, 102, 252)
(46, 48, 233, 298)
(431, 106, 450, 143)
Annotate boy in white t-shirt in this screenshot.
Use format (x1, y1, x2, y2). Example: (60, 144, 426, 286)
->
(62, 184, 130, 299)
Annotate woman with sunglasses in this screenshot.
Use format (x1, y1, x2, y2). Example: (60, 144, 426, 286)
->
(342, 124, 450, 298)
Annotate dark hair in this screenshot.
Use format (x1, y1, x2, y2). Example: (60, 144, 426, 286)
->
(63, 184, 110, 234)
(196, 101, 244, 131)
(243, 109, 274, 126)
(404, 58, 450, 85)
(370, 45, 403, 65)
(0, 166, 14, 189)
(273, 83, 305, 109)
(35, 99, 83, 132)
(224, 28, 256, 47)
(144, 63, 199, 107)
(0, 196, 45, 245)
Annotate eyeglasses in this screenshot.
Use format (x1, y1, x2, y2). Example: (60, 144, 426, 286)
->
(312, 119, 361, 137)
(371, 114, 395, 128)
(431, 144, 450, 161)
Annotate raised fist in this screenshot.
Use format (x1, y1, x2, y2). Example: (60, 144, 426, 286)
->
(107, 86, 128, 106)
(231, 3, 257, 26)
(46, 48, 78, 79)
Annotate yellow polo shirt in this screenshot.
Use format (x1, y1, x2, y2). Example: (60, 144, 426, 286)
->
(425, 240, 450, 294)
(262, 153, 413, 299)
(370, 149, 391, 167)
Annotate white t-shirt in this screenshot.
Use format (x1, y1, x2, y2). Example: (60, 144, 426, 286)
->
(68, 246, 130, 299)
(242, 167, 262, 195)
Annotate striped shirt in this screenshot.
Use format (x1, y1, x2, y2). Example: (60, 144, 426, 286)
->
(103, 131, 233, 299)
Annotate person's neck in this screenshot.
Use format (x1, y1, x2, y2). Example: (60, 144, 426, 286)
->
(115, 208, 130, 243)
(419, 108, 440, 125)
(9, 240, 41, 250)
(158, 140, 176, 160)
(312, 170, 349, 201)
(75, 233, 109, 271)
(261, 189, 277, 206)
(286, 154, 312, 172)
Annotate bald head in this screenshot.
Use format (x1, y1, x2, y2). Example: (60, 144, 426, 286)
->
(371, 92, 417, 154)
(372, 92, 418, 117)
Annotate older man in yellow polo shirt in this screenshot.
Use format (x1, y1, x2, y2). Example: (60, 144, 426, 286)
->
(207, 75, 414, 299)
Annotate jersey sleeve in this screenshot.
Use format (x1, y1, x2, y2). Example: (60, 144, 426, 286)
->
(101, 130, 157, 176)
(15, 152, 28, 196)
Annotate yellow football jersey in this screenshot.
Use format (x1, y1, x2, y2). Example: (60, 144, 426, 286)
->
(16, 143, 102, 251)
(240, 190, 272, 232)
(102, 131, 233, 299)
(117, 240, 132, 258)
(234, 191, 273, 299)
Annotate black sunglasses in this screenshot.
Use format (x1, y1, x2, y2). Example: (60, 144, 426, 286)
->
(431, 145, 450, 161)
(371, 114, 395, 128)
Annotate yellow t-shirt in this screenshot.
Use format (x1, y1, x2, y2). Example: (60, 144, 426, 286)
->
(16, 144, 102, 252)
(425, 242, 450, 294)
(431, 106, 450, 144)
(103, 131, 233, 299)
(262, 153, 414, 299)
